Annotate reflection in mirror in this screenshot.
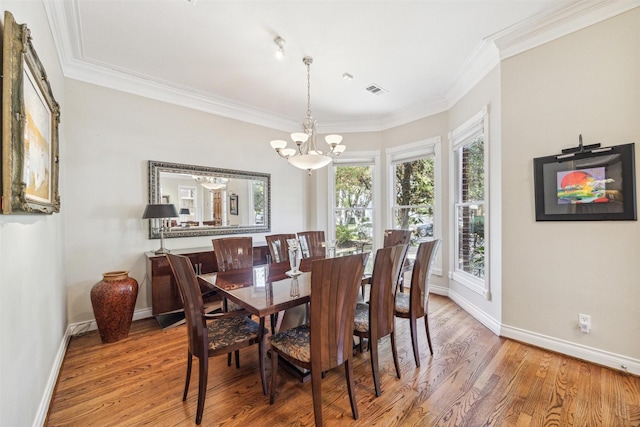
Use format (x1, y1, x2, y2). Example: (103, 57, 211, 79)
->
(148, 160, 270, 238)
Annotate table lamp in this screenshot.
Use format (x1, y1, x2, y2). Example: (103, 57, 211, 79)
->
(143, 204, 179, 254)
(179, 208, 190, 222)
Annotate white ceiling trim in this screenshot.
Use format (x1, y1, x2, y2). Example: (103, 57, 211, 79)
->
(444, 40, 500, 109)
(490, 0, 640, 59)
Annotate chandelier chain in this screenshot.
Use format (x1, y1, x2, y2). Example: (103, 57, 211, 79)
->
(306, 58, 312, 126)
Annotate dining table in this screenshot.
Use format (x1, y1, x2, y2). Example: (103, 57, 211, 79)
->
(198, 257, 323, 381)
(197, 254, 371, 382)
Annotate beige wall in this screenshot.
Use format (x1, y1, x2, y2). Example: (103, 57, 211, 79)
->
(501, 9, 640, 361)
(0, 2, 67, 426)
(63, 80, 309, 323)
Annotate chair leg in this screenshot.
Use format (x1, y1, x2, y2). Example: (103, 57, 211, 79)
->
(183, 350, 193, 401)
(195, 355, 208, 425)
(258, 319, 267, 395)
(234, 350, 240, 368)
(370, 337, 381, 397)
(345, 359, 359, 420)
(409, 316, 421, 368)
(269, 351, 279, 404)
(424, 315, 434, 355)
(311, 365, 324, 426)
(390, 331, 401, 379)
(227, 352, 232, 366)
(270, 313, 277, 335)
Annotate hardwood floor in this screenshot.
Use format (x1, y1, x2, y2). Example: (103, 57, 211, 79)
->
(46, 294, 640, 426)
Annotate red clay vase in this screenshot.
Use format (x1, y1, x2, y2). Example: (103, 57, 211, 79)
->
(90, 271, 139, 343)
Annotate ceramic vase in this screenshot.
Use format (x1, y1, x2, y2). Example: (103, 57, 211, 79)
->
(90, 271, 138, 343)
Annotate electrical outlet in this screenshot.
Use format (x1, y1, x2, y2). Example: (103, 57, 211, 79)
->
(578, 313, 591, 333)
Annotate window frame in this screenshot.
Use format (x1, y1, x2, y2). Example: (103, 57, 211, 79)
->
(385, 137, 442, 275)
(327, 151, 381, 250)
(449, 106, 489, 297)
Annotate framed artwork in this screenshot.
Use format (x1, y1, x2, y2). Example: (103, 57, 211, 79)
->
(2, 11, 60, 214)
(230, 194, 238, 215)
(533, 142, 636, 221)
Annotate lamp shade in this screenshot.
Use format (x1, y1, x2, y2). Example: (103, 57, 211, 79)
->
(142, 204, 179, 219)
(179, 208, 190, 215)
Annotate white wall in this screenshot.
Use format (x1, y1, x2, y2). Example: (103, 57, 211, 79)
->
(501, 9, 640, 369)
(0, 2, 67, 426)
(63, 79, 308, 324)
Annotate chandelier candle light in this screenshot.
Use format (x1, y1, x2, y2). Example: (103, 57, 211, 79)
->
(270, 56, 346, 175)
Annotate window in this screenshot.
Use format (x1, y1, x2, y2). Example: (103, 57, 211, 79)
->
(450, 107, 488, 296)
(392, 157, 435, 237)
(329, 152, 380, 263)
(334, 164, 374, 253)
(386, 137, 441, 270)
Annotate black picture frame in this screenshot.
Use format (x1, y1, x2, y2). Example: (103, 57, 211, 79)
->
(229, 194, 238, 215)
(533, 142, 636, 221)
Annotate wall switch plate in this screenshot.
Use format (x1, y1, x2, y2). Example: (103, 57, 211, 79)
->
(578, 313, 591, 333)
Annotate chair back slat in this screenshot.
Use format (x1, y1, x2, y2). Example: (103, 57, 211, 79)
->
(383, 229, 412, 247)
(297, 231, 326, 258)
(410, 239, 441, 316)
(369, 244, 409, 339)
(166, 254, 207, 357)
(309, 253, 365, 372)
(265, 234, 296, 263)
(212, 237, 253, 271)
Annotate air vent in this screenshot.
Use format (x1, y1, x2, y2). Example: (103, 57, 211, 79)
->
(364, 84, 388, 95)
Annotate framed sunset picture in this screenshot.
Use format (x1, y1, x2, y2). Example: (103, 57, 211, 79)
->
(534, 142, 636, 221)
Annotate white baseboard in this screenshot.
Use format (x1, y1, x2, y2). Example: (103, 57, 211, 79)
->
(33, 307, 155, 426)
(68, 307, 154, 336)
(447, 288, 501, 335)
(433, 287, 639, 376)
(31, 326, 72, 427)
(501, 324, 640, 376)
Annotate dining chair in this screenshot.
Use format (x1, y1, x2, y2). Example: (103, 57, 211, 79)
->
(166, 254, 267, 425)
(297, 230, 326, 258)
(353, 244, 408, 396)
(383, 229, 412, 247)
(269, 253, 366, 426)
(265, 233, 296, 263)
(383, 229, 412, 292)
(394, 239, 441, 367)
(212, 236, 254, 367)
(212, 236, 254, 272)
(264, 233, 297, 333)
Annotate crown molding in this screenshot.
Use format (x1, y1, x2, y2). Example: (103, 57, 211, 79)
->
(443, 40, 500, 109)
(490, 0, 640, 60)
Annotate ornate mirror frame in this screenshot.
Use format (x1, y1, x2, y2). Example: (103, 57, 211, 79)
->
(148, 160, 271, 238)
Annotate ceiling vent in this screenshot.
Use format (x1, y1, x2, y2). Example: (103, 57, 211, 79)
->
(364, 84, 388, 96)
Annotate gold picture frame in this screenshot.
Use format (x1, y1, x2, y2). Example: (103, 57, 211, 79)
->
(2, 11, 60, 214)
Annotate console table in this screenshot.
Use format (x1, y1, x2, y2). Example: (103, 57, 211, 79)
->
(145, 243, 269, 328)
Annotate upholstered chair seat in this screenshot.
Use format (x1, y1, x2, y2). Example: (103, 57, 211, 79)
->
(268, 324, 311, 362)
(394, 292, 410, 314)
(206, 316, 265, 350)
(353, 303, 370, 333)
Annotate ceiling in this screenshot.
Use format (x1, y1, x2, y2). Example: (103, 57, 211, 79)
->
(43, 0, 634, 132)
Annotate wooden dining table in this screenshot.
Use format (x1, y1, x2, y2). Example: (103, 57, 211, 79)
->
(198, 256, 325, 381)
(197, 256, 322, 319)
(197, 254, 372, 382)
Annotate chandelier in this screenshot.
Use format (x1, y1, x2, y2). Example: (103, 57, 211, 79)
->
(192, 175, 228, 190)
(270, 56, 345, 175)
